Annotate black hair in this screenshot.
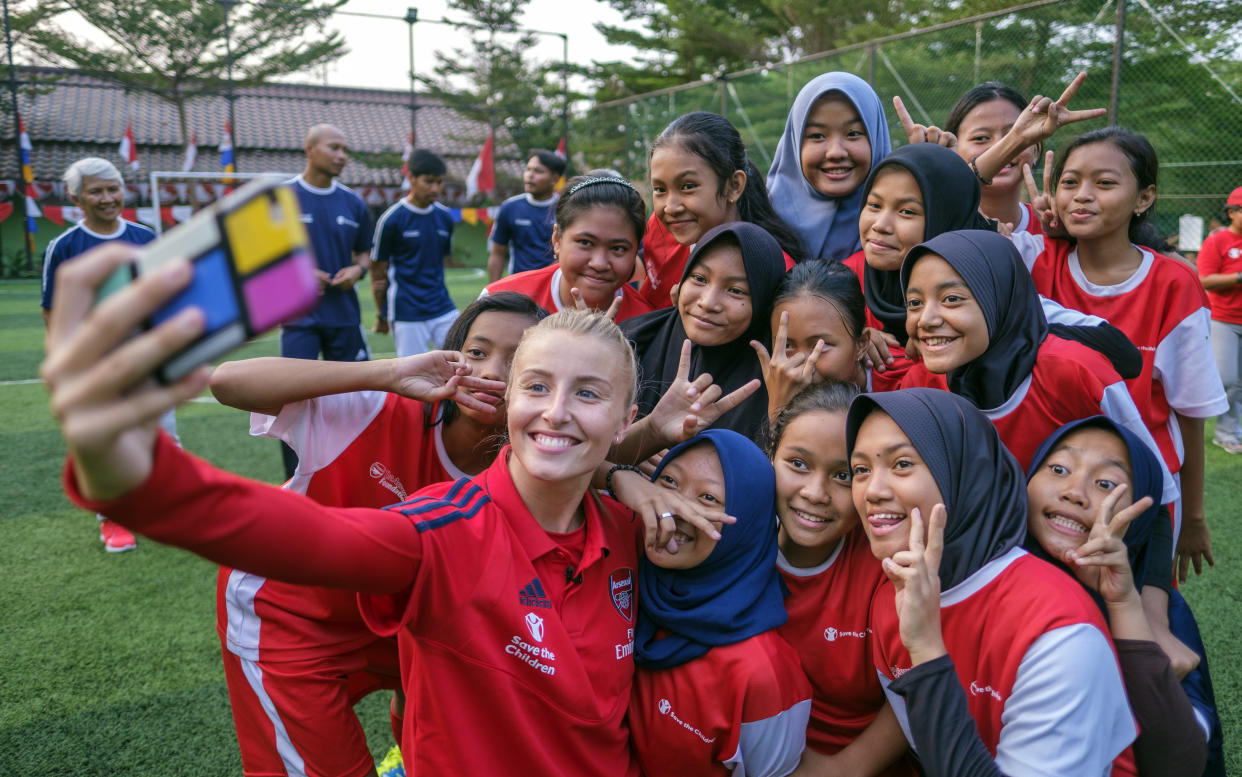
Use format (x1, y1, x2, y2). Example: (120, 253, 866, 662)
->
(408, 149, 447, 178)
(767, 380, 860, 457)
(945, 82, 1031, 140)
(554, 170, 646, 245)
(529, 149, 568, 178)
(772, 260, 866, 342)
(652, 111, 807, 263)
(432, 291, 549, 428)
(1053, 127, 1162, 247)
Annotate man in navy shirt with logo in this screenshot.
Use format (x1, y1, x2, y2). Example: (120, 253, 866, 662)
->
(370, 149, 458, 356)
(487, 149, 566, 282)
(41, 156, 165, 552)
(284, 124, 373, 475)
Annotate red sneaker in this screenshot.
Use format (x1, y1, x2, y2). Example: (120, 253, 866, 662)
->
(99, 520, 137, 553)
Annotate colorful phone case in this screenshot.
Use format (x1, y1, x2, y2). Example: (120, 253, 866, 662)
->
(97, 177, 320, 384)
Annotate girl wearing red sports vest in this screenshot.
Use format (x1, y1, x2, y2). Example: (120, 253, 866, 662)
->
(1008, 128, 1227, 585)
(847, 389, 1136, 777)
(642, 112, 802, 309)
(44, 255, 726, 777)
(843, 143, 994, 391)
(768, 382, 915, 777)
(484, 173, 655, 322)
(205, 292, 543, 777)
(898, 230, 1167, 490)
(1024, 417, 1219, 776)
(945, 82, 1044, 234)
(630, 429, 811, 777)
(752, 262, 870, 424)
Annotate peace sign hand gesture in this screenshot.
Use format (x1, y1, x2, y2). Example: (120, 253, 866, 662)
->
(647, 339, 761, 444)
(882, 504, 948, 666)
(1022, 150, 1065, 235)
(1007, 71, 1106, 149)
(752, 310, 823, 422)
(893, 96, 957, 148)
(569, 286, 623, 321)
(1064, 485, 1153, 606)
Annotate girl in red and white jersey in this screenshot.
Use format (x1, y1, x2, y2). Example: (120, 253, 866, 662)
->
(1024, 417, 1216, 776)
(641, 112, 802, 309)
(44, 256, 726, 777)
(843, 143, 994, 390)
(848, 389, 1136, 777)
(898, 230, 1168, 494)
(630, 429, 810, 777)
(1008, 128, 1226, 581)
(753, 261, 870, 424)
(768, 382, 915, 777)
(945, 82, 1044, 235)
(484, 173, 654, 322)
(205, 291, 543, 777)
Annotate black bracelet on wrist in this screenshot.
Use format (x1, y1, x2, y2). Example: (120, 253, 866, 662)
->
(604, 464, 645, 495)
(356, 264, 368, 280)
(969, 156, 994, 186)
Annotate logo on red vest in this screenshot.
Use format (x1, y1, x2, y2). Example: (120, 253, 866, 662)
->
(610, 568, 634, 622)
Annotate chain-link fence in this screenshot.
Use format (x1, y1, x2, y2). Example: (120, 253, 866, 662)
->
(587, 0, 1242, 241)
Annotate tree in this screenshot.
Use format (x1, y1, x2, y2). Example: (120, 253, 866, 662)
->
(418, 0, 565, 179)
(1, 0, 71, 124)
(23, 0, 349, 150)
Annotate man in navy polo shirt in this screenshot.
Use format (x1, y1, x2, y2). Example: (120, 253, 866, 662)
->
(283, 124, 373, 476)
(487, 149, 566, 282)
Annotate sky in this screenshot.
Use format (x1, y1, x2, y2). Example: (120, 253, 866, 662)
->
(45, 0, 645, 94)
(304, 0, 644, 93)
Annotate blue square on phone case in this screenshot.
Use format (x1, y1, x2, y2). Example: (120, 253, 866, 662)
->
(150, 248, 239, 334)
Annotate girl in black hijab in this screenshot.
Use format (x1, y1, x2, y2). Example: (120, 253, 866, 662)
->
(897, 230, 1173, 502)
(618, 222, 785, 455)
(846, 388, 1135, 777)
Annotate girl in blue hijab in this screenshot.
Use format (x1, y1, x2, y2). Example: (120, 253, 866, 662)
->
(767, 72, 892, 262)
(629, 429, 811, 777)
(1025, 417, 1223, 776)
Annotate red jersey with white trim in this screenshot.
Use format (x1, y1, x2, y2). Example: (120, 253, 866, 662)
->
(70, 438, 643, 777)
(1015, 201, 1044, 236)
(844, 251, 918, 392)
(1196, 228, 1242, 325)
(1017, 234, 1227, 473)
(630, 630, 811, 777)
(778, 529, 913, 775)
(219, 392, 464, 661)
(872, 548, 1137, 777)
(484, 263, 656, 322)
(899, 336, 1173, 502)
(641, 213, 798, 310)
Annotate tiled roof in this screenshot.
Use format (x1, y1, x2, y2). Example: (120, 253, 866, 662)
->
(3, 67, 524, 189)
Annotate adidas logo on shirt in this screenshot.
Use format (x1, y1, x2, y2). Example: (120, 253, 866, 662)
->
(519, 577, 552, 609)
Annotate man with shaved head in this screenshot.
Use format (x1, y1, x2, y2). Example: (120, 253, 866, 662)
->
(279, 123, 374, 477)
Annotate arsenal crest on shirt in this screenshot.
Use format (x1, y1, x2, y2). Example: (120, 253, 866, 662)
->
(610, 568, 634, 622)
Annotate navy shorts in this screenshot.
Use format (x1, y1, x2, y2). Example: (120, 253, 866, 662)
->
(281, 325, 371, 362)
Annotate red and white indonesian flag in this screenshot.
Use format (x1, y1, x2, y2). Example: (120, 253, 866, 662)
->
(465, 133, 495, 199)
(119, 124, 139, 170)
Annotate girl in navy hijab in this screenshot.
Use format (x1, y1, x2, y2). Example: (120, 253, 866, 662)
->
(847, 388, 1135, 776)
(1025, 417, 1222, 776)
(629, 429, 811, 777)
(767, 72, 892, 262)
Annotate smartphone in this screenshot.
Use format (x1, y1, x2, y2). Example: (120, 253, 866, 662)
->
(96, 177, 320, 384)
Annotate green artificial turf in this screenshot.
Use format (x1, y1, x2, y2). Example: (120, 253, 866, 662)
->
(1, 267, 1239, 774)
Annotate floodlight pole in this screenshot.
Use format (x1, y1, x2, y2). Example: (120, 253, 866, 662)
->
(559, 32, 568, 164)
(406, 7, 418, 146)
(219, 0, 239, 168)
(1108, 0, 1126, 125)
(3, 0, 33, 268)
